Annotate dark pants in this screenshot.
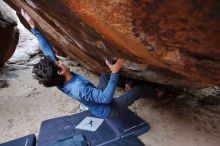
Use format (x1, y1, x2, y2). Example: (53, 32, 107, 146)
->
(98, 73, 157, 118)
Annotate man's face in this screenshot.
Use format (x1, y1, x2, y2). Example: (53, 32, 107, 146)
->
(54, 61, 70, 75)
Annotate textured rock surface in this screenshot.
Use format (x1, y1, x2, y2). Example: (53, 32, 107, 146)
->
(0, 1, 19, 66)
(8, 11, 39, 64)
(4, 0, 220, 89)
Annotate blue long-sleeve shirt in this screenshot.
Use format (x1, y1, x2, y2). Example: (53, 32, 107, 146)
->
(31, 28, 118, 118)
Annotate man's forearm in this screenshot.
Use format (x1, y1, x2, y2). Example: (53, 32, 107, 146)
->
(100, 73, 119, 103)
(31, 28, 58, 61)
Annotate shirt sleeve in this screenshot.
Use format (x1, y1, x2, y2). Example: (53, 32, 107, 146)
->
(31, 28, 58, 61)
(83, 73, 119, 103)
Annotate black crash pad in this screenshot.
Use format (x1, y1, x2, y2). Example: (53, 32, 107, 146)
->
(37, 108, 150, 146)
(105, 135, 145, 146)
(0, 134, 36, 146)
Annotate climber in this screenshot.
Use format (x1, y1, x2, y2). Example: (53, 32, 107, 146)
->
(21, 9, 159, 118)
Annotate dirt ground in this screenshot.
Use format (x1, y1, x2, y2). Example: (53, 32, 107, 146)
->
(0, 58, 220, 146)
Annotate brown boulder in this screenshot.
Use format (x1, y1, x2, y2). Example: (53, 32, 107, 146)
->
(4, 0, 220, 89)
(0, 1, 19, 66)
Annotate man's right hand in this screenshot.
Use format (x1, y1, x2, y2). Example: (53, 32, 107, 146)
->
(105, 58, 124, 73)
(21, 9, 35, 28)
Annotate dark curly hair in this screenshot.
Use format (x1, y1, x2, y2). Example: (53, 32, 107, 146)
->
(32, 56, 64, 87)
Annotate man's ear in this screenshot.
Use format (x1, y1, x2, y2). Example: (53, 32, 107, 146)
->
(57, 69, 64, 75)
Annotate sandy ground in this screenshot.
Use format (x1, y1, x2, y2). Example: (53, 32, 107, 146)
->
(0, 59, 220, 146)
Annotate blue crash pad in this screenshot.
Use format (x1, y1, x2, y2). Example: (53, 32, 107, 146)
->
(105, 135, 145, 146)
(37, 108, 150, 146)
(0, 134, 36, 146)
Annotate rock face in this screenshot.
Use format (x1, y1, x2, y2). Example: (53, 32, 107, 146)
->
(4, 0, 220, 89)
(0, 1, 19, 66)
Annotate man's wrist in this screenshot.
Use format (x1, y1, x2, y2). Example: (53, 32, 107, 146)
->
(110, 73, 119, 80)
(29, 21, 35, 28)
(111, 71, 118, 74)
(30, 25, 35, 28)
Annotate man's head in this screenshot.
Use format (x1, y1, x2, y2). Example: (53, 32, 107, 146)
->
(32, 56, 70, 87)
